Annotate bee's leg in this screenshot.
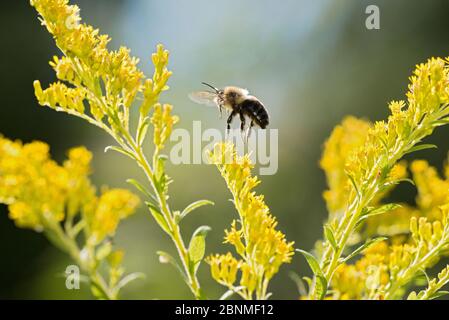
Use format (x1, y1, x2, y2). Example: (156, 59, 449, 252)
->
(226, 111, 237, 137)
(239, 112, 246, 143)
(239, 112, 246, 132)
(219, 105, 223, 119)
(245, 120, 254, 142)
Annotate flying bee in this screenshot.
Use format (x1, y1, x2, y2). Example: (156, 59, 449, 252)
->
(189, 82, 269, 140)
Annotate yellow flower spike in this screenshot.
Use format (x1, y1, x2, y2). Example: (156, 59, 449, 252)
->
(88, 189, 140, 245)
(206, 253, 239, 287)
(1, 134, 140, 299)
(207, 142, 294, 300)
(320, 116, 371, 218)
(224, 221, 245, 256)
(8, 202, 41, 231)
(151, 103, 179, 150)
(139, 45, 172, 117)
(310, 57, 449, 300)
(240, 263, 258, 294)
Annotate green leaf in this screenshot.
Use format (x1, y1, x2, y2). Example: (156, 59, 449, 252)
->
(146, 202, 171, 235)
(296, 249, 323, 276)
(407, 291, 418, 300)
(356, 204, 401, 229)
(157, 251, 187, 283)
(154, 154, 169, 193)
(315, 275, 328, 300)
(302, 277, 313, 292)
(219, 287, 244, 300)
(343, 237, 387, 263)
(431, 119, 449, 127)
(397, 178, 415, 186)
(289, 271, 307, 296)
(115, 272, 146, 291)
(96, 241, 112, 261)
(357, 203, 401, 226)
(347, 174, 360, 198)
(404, 144, 437, 155)
(137, 117, 150, 146)
(324, 225, 338, 251)
(296, 249, 328, 298)
(126, 178, 158, 202)
(179, 200, 214, 221)
(428, 290, 449, 300)
(156, 154, 168, 176)
(104, 145, 135, 160)
(188, 226, 211, 274)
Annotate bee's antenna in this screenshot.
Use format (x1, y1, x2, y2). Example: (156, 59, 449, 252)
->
(201, 82, 219, 93)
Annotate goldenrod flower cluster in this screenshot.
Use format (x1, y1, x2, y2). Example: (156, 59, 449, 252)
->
(31, 0, 174, 141)
(207, 143, 294, 300)
(320, 116, 371, 218)
(330, 156, 449, 299)
(31, 0, 208, 299)
(309, 57, 449, 300)
(333, 206, 449, 299)
(0, 135, 140, 299)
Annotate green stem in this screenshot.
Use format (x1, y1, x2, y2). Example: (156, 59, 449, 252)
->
(121, 131, 203, 299)
(43, 219, 115, 300)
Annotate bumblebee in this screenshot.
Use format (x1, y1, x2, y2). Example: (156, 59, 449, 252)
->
(189, 82, 269, 139)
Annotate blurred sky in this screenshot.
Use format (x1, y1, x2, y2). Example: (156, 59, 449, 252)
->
(1, 0, 449, 299)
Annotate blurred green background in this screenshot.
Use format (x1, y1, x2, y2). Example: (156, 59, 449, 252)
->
(1, 0, 449, 299)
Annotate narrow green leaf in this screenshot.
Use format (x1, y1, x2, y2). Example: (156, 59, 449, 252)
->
(179, 200, 214, 221)
(363, 203, 401, 219)
(295, 249, 328, 300)
(356, 203, 401, 228)
(397, 178, 415, 186)
(315, 275, 328, 300)
(431, 119, 449, 127)
(428, 290, 449, 300)
(219, 287, 244, 300)
(146, 202, 171, 235)
(324, 225, 338, 251)
(404, 144, 437, 155)
(115, 272, 146, 291)
(137, 117, 150, 146)
(154, 154, 169, 193)
(302, 277, 313, 292)
(104, 145, 135, 160)
(188, 226, 211, 274)
(96, 241, 112, 261)
(126, 178, 157, 202)
(296, 249, 323, 277)
(407, 291, 418, 300)
(289, 271, 307, 296)
(347, 174, 360, 198)
(343, 237, 387, 263)
(157, 251, 188, 283)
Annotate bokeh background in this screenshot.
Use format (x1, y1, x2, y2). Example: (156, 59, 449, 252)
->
(1, 0, 449, 299)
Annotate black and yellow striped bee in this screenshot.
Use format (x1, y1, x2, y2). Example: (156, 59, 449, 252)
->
(189, 82, 269, 140)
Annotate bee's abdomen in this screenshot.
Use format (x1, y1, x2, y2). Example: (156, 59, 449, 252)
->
(240, 98, 269, 129)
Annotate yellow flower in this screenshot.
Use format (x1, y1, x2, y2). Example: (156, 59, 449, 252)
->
(207, 142, 294, 299)
(0, 135, 139, 237)
(140, 44, 172, 116)
(31, 0, 172, 136)
(87, 189, 140, 245)
(151, 103, 179, 150)
(411, 160, 449, 220)
(320, 116, 371, 218)
(207, 253, 239, 287)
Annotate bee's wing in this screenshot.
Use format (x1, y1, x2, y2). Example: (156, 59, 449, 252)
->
(188, 91, 218, 107)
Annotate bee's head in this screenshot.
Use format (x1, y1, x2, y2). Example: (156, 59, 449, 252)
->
(224, 86, 249, 105)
